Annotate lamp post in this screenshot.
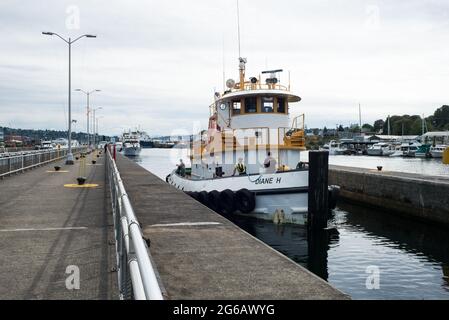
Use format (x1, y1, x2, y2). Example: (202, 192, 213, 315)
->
(92, 107, 103, 149)
(42, 31, 97, 164)
(96, 116, 104, 145)
(75, 89, 101, 149)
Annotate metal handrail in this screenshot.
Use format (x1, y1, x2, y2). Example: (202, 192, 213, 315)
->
(0, 147, 85, 178)
(106, 149, 163, 300)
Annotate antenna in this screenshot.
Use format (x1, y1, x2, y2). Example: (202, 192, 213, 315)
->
(237, 0, 241, 58)
(222, 35, 226, 92)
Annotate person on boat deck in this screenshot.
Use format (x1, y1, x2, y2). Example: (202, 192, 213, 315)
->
(232, 158, 247, 176)
(176, 159, 186, 176)
(263, 152, 277, 173)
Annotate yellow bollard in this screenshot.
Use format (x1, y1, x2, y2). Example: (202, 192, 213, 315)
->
(443, 147, 449, 165)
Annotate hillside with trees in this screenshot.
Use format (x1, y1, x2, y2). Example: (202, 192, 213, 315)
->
(371, 105, 449, 136)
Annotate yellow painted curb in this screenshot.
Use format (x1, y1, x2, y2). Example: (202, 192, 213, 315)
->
(46, 170, 70, 173)
(64, 184, 99, 188)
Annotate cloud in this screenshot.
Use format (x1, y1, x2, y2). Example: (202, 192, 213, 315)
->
(0, 0, 448, 135)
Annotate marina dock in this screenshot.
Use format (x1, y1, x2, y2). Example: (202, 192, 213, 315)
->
(0, 150, 348, 300)
(330, 165, 449, 225)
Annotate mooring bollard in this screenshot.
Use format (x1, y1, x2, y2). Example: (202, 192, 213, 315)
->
(308, 150, 329, 231)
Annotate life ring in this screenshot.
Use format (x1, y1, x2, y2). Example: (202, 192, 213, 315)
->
(207, 190, 220, 212)
(218, 189, 236, 214)
(235, 189, 256, 213)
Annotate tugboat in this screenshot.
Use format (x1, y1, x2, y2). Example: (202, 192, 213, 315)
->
(166, 57, 319, 224)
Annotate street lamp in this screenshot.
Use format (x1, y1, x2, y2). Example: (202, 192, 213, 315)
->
(75, 89, 101, 148)
(96, 116, 105, 145)
(42, 31, 97, 164)
(92, 106, 103, 148)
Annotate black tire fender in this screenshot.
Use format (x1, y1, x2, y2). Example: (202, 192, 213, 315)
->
(235, 189, 256, 213)
(207, 190, 220, 212)
(218, 189, 236, 215)
(197, 191, 209, 206)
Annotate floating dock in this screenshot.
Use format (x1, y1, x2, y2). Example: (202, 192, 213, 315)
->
(329, 165, 449, 225)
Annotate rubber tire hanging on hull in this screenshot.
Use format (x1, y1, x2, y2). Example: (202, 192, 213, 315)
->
(207, 190, 220, 212)
(165, 174, 170, 183)
(218, 189, 236, 215)
(235, 189, 256, 213)
(197, 191, 209, 206)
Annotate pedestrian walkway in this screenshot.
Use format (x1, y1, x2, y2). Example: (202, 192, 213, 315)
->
(0, 152, 117, 299)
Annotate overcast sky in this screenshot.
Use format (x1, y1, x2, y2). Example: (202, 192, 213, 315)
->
(1, 0, 448, 136)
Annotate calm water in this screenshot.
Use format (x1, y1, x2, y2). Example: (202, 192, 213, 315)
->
(131, 148, 449, 300)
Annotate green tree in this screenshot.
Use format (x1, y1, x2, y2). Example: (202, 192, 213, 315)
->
(373, 119, 384, 133)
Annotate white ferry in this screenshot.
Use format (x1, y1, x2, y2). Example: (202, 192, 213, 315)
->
(122, 131, 142, 156)
(166, 57, 333, 224)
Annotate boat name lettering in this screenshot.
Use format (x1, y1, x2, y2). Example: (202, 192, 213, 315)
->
(254, 177, 282, 185)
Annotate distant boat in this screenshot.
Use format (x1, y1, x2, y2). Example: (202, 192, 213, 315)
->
(430, 145, 448, 158)
(321, 140, 345, 155)
(367, 143, 394, 156)
(122, 131, 142, 156)
(401, 141, 422, 157)
(139, 132, 154, 148)
(415, 144, 431, 158)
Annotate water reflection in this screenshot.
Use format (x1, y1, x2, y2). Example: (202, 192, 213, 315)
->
(226, 204, 449, 299)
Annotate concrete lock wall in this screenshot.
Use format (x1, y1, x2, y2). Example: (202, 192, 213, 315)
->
(329, 165, 449, 225)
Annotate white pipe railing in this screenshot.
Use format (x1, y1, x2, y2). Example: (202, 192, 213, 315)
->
(106, 148, 163, 300)
(0, 147, 86, 178)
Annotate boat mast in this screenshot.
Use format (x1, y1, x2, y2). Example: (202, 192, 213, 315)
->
(236, 0, 246, 90)
(358, 103, 362, 134)
(387, 115, 390, 136)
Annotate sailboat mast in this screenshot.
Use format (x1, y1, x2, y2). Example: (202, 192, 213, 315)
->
(387, 115, 390, 136)
(358, 103, 362, 134)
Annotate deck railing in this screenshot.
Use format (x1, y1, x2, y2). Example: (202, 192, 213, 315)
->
(106, 148, 164, 300)
(0, 148, 85, 178)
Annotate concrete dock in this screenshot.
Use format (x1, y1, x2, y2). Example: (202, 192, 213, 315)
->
(0, 150, 348, 300)
(329, 165, 449, 225)
(116, 154, 348, 300)
(0, 152, 117, 299)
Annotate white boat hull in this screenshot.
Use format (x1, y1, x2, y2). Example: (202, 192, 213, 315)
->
(167, 170, 309, 224)
(367, 149, 383, 156)
(431, 151, 443, 158)
(123, 147, 141, 156)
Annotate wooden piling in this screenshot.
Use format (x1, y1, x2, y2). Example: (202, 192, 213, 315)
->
(308, 150, 329, 230)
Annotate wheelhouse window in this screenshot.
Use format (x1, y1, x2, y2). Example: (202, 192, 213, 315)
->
(277, 97, 286, 113)
(262, 97, 274, 113)
(232, 100, 241, 115)
(244, 97, 257, 113)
